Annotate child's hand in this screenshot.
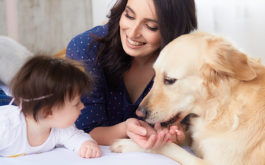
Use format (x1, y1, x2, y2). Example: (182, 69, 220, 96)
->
(78, 140, 101, 158)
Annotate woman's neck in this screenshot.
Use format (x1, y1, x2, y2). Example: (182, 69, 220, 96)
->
(132, 52, 159, 67)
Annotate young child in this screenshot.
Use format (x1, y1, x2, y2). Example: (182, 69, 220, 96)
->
(0, 55, 101, 158)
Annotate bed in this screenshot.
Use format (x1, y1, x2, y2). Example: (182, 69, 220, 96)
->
(0, 146, 191, 165)
(1, 1, 265, 164)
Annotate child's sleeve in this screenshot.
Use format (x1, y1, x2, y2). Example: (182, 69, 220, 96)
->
(0, 114, 12, 151)
(57, 125, 94, 153)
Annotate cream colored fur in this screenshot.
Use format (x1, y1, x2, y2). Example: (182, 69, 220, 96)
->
(111, 32, 265, 165)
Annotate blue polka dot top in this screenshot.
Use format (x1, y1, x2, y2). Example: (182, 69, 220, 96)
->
(66, 25, 153, 133)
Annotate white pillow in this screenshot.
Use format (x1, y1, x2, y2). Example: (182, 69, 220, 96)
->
(0, 36, 33, 85)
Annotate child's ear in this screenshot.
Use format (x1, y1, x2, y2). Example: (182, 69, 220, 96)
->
(41, 107, 53, 118)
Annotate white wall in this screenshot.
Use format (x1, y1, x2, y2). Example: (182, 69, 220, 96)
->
(91, 0, 116, 26)
(196, 0, 265, 63)
(0, 0, 93, 55)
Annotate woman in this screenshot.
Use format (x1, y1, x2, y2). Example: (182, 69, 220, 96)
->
(66, 0, 197, 148)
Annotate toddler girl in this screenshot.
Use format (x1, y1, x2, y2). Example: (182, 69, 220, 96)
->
(0, 55, 101, 158)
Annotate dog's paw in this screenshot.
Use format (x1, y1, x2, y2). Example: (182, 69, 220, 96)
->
(110, 139, 125, 153)
(110, 139, 144, 153)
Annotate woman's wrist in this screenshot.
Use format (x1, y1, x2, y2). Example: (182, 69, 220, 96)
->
(117, 121, 128, 138)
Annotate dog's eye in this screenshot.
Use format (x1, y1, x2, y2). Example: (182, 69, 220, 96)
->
(164, 77, 177, 85)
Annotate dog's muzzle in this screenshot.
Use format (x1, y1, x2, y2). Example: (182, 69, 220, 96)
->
(136, 106, 149, 120)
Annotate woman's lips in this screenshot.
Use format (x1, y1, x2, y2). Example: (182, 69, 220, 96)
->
(126, 36, 145, 49)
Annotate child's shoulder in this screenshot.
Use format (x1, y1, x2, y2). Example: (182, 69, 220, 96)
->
(0, 105, 24, 130)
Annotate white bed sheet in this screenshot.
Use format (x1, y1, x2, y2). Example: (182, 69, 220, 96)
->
(0, 145, 181, 165)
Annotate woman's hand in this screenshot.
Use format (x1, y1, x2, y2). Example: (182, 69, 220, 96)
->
(125, 118, 186, 150)
(155, 124, 186, 145)
(125, 118, 169, 149)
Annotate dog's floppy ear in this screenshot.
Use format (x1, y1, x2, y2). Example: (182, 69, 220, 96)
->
(202, 39, 256, 84)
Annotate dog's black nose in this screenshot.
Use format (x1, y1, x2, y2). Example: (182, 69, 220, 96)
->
(136, 106, 149, 120)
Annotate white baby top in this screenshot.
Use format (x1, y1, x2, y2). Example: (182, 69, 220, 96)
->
(0, 105, 93, 157)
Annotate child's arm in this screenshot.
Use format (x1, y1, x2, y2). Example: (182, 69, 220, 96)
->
(58, 125, 101, 158)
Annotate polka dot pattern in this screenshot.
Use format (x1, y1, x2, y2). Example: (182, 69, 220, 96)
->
(66, 25, 153, 133)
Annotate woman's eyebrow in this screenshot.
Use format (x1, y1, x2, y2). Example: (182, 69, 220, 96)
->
(126, 6, 135, 14)
(126, 6, 158, 24)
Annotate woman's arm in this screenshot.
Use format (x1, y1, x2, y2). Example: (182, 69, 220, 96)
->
(89, 118, 151, 146)
(89, 122, 127, 146)
(89, 118, 163, 147)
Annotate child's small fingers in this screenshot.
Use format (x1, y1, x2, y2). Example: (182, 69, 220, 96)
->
(81, 148, 87, 158)
(96, 150, 101, 158)
(85, 148, 93, 158)
(97, 147, 102, 157)
(92, 149, 97, 158)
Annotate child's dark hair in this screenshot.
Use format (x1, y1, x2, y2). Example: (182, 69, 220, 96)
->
(9, 55, 92, 121)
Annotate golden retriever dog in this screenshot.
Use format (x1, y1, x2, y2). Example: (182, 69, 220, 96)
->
(111, 32, 265, 165)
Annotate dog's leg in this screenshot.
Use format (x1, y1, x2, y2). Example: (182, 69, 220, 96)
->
(111, 138, 150, 153)
(157, 143, 210, 165)
(111, 139, 210, 165)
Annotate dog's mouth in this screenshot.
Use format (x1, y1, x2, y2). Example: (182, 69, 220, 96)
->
(160, 112, 198, 128)
(160, 113, 181, 127)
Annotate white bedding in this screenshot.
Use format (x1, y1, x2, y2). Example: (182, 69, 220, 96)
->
(0, 146, 181, 165)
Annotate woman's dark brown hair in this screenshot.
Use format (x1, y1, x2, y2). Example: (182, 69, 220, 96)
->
(96, 0, 197, 88)
(9, 55, 92, 121)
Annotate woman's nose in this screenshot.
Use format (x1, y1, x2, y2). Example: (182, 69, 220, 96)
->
(128, 23, 141, 38)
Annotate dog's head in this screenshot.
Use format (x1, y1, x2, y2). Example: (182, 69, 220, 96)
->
(137, 32, 257, 126)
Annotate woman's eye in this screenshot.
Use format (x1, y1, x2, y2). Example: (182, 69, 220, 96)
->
(146, 24, 158, 31)
(125, 13, 134, 20)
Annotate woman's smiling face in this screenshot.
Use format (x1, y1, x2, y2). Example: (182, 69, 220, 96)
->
(119, 0, 161, 58)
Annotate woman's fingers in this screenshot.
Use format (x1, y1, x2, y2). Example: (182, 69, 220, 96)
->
(154, 122, 162, 131)
(126, 118, 147, 136)
(143, 134, 157, 149)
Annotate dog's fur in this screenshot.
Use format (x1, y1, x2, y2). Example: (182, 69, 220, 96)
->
(111, 32, 265, 165)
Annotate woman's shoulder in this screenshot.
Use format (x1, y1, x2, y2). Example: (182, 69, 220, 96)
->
(66, 24, 108, 60)
(69, 24, 108, 46)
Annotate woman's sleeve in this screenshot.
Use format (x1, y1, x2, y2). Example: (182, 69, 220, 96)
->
(66, 25, 110, 133)
(0, 88, 12, 106)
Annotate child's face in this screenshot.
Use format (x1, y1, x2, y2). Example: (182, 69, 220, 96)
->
(48, 94, 84, 128)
